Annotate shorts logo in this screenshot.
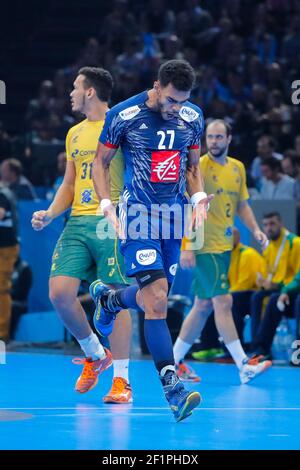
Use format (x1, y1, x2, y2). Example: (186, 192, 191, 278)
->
(136, 249, 157, 266)
(169, 263, 178, 276)
(150, 151, 180, 183)
(179, 106, 199, 122)
(119, 105, 141, 120)
(81, 189, 93, 203)
(108, 258, 115, 266)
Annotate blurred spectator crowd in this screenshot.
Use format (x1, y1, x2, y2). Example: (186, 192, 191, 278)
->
(1, 0, 300, 357)
(1, 0, 300, 195)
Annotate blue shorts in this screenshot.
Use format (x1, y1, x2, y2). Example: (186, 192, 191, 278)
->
(119, 203, 183, 284)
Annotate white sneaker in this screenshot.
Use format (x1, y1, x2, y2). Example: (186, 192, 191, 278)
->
(240, 355, 272, 384)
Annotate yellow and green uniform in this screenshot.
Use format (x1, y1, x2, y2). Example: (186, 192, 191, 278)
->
(51, 119, 128, 285)
(65, 119, 124, 216)
(189, 153, 249, 298)
(261, 228, 300, 288)
(228, 243, 265, 292)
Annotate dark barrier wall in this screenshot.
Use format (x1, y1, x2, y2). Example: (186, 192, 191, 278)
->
(18, 200, 296, 312)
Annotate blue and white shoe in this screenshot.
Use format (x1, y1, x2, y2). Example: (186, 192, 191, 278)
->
(161, 371, 201, 422)
(89, 280, 120, 337)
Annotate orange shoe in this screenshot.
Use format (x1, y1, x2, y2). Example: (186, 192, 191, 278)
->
(176, 361, 201, 383)
(103, 377, 133, 403)
(73, 347, 113, 393)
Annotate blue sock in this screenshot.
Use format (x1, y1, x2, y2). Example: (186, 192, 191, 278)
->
(114, 285, 139, 310)
(109, 285, 140, 310)
(144, 319, 175, 372)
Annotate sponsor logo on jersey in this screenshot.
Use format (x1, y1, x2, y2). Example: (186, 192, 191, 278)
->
(177, 119, 186, 129)
(139, 122, 148, 129)
(71, 149, 96, 158)
(119, 105, 141, 120)
(108, 258, 115, 266)
(179, 106, 199, 122)
(81, 189, 93, 204)
(136, 249, 157, 266)
(169, 263, 178, 276)
(150, 150, 180, 183)
(225, 226, 233, 237)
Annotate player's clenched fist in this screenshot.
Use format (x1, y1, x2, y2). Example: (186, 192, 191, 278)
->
(31, 210, 53, 231)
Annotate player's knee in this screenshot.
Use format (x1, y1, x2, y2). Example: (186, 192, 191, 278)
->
(49, 284, 74, 307)
(214, 294, 232, 314)
(144, 288, 168, 319)
(194, 297, 212, 316)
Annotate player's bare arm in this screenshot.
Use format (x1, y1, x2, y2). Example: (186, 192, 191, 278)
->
(92, 142, 120, 233)
(237, 200, 268, 247)
(31, 161, 76, 231)
(186, 148, 214, 229)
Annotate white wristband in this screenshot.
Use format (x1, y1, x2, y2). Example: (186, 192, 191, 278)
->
(277, 300, 285, 312)
(190, 191, 207, 206)
(100, 199, 112, 211)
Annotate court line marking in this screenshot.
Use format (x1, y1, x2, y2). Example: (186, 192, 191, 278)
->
(1, 407, 300, 411)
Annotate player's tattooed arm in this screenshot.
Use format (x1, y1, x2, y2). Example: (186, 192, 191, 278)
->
(92, 142, 121, 235)
(186, 148, 204, 197)
(186, 148, 214, 229)
(92, 142, 118, 203)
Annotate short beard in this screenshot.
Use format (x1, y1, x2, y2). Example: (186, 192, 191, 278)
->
(209, 148, 226, 159)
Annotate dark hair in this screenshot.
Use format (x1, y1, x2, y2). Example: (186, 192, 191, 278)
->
(258, 135, 276, 149)
(158, 60, 196, 91)
(4, 158, 23, 176)
(263, 211, 282, 221)
(261, 156, 281, 171)
(78, 67, 113, 102)
(206, 119, 232, 137)
(294, 156, 300, 166)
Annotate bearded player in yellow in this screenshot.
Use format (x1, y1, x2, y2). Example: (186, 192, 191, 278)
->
(174, 119, 272, 384)
(31, 67, 132, 403)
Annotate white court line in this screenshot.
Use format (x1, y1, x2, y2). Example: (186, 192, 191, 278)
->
(1, 407, 300, 411)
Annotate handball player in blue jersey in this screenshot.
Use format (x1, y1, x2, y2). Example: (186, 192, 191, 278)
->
(90, 60, 212, 422)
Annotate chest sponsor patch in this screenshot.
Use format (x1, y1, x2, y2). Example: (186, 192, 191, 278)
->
(81, 189, 93, 204)
(150, 150, 180, 183)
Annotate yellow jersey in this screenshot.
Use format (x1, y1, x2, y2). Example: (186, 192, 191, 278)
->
(66, 119, 124, 216)
(228, 243, 265, 292)
(261, 228, 300, 286)
(196, 154, 249, 253)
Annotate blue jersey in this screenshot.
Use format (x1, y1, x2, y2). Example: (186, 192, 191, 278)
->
(100, 91, 204, 206)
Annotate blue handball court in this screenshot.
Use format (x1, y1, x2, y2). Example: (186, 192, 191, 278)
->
(1, 203, 299, 450)
(0, 352, 299, 450)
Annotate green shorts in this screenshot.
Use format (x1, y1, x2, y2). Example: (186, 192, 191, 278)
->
(192, 251, 231, 299)
(50, 215, 129, 285)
